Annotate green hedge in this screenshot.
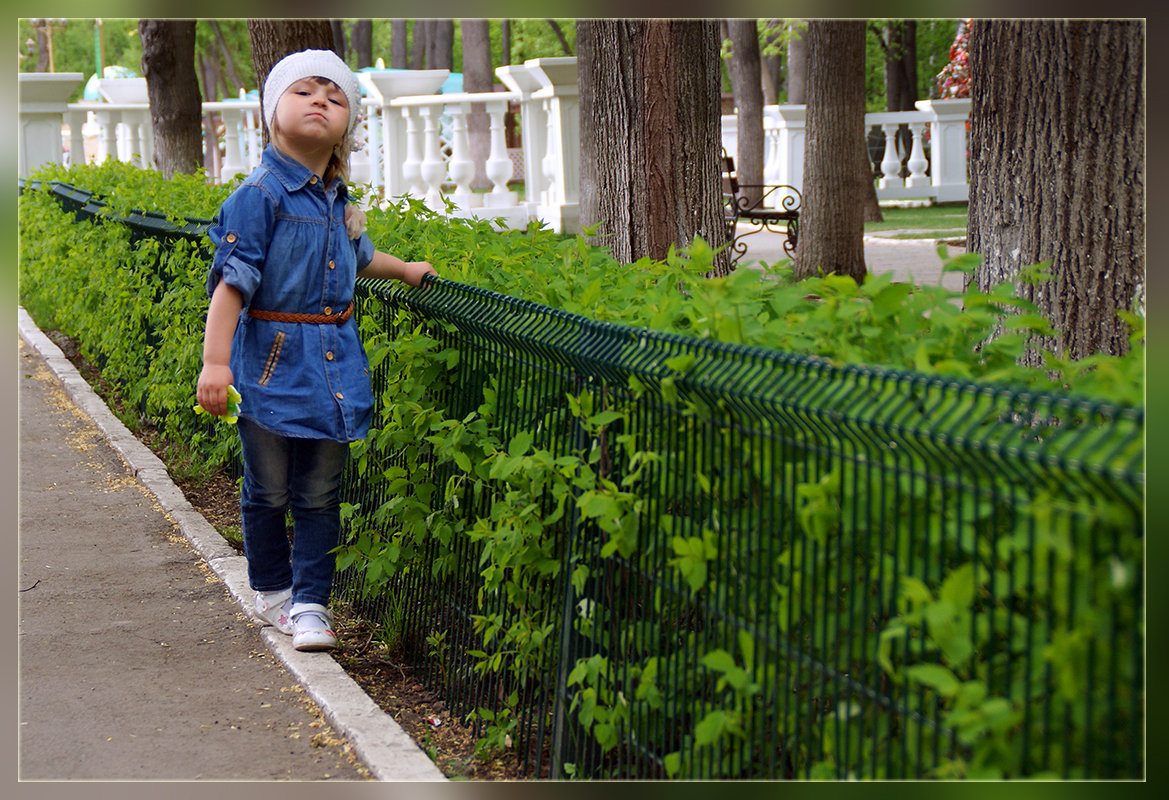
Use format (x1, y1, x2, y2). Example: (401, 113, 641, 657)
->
(18, 161, 1145, 779)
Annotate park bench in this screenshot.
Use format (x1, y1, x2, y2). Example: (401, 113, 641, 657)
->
(722, 150, 801, 265)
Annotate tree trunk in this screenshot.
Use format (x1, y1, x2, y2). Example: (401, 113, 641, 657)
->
(462, 19, 493, 190)
(786, 24, 808, 105)
(880, 21, 918, 166)
(968, 20, 1144, 361)
(329, 19, 346, 61)
(793, 20, 867, 282)
(430, 20, 454, 70)
(501, 20, 512, 65)
(208, 20, 246, 95)
(579, 20, 729, 274)
(139, 20, 203, 177)
(408, 20, 427, 69)
(727, 19, 764, 207)
(198, 55, 220, 177)
(547, 20, 573, 55)
(246, 19, 335, 144)
(352, 20, 372, 68)
(35, 26, 50, 72)
(391, 20, 408, 69)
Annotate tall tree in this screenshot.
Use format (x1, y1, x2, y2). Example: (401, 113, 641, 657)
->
(246, 19, 335, 143)
(786, 23, 808, 104)
(793, 19, 867, 282)
(501, 20, 512, 65)
(207, 20, 246, 95)
(579, 20, 729, 273)
(329, 19, 346, 61)
(726, 19, 764, 206)
(139, 20, 203, 177)
(968, 20, 1144, 361)
(462, 19, 494, 190)
(875, 20, 917, 166)
(351, 20, 372, 68)
(391, 20, 408, 69)
(430, 20, 454, 70)
(408, 20, 428, 69)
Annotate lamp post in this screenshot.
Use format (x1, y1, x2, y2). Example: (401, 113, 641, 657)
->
(30, 18, 67, 72)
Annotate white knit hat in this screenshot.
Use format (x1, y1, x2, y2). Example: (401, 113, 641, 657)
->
(263, 49, 361, 136)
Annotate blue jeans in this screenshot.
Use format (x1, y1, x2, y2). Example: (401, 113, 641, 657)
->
(237, 417, 349, 606)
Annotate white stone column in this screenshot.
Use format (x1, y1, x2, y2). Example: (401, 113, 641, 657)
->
(916, 98, 971, 203)
(18, 73, 84, 177)
(496, 62, 547, 218)
(527, 57, 579, 234)
(769, 104, 805, 207)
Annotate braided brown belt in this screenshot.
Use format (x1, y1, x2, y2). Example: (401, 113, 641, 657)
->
(247, 301, 354, 324)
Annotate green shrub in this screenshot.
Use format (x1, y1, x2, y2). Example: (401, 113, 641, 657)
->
(19, 162, 1144, 779)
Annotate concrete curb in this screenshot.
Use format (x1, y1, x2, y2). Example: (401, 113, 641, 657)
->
(17, 306, 446, 783)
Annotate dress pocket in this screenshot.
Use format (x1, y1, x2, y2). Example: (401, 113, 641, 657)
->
(258, 331, 286, 386)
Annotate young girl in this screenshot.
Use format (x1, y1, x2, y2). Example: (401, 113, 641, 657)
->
(196, 50, 436, 651)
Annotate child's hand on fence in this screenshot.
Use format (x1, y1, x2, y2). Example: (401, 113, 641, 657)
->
(400, 260, 438, 288)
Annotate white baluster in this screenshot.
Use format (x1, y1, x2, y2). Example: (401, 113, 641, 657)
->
(484, 101, 517, 207)
(445, 102, 476, 208)
(381, 105, 397, 198)
(541, 98, 558, 206)
(68, 108, 87, 166)
(905, 121, 929, 188)
(401, 108, 424, 198)
(220, 106, 245, 183)
(95, 109, 118, 163)
(418, 105, 446, 210)
(245, 105, 260, 170)
(363, 105, 381, 196)
(879, 122, 902, 189)
(125, 114, 143, 167)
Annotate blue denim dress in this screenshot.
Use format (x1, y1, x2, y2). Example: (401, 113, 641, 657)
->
(207, 145, 377, 442)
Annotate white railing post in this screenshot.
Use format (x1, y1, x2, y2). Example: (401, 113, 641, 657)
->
(445, 101, 477, 209)
(401, 108, 424, 199)
(879, 122, 902, 189)
(483, 99, 518, 208)
(770, 105, 805, 203)
(905, 121, 929, 189)
(418, 105, 446, 210)
(18, 73, 83, 176)
(67, 107, 90, 167)
(916, 98, 971, 203)
(527, 57, 579, 234)
(219, 105, 246, 183)
(496, 62, 548, 218)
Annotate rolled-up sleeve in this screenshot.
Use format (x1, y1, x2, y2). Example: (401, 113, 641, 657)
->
(206, 185, 275, 306)
(353, 232, 375, 272)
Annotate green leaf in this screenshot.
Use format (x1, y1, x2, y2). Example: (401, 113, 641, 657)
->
(906, 663, 960, 697)
(507, 430, 533, 457)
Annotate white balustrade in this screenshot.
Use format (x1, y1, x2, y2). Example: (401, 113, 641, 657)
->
(24, 58, 972, 232)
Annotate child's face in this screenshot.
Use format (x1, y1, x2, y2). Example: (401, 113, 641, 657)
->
(272, 77, 349, 152)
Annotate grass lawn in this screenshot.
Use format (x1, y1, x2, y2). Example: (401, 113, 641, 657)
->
(864, 202, 968, 239)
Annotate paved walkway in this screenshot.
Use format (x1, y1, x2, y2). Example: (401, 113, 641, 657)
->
(737, 227, 967, 291)
(16, 233, 955, 781)
(17, 309, 445, 782)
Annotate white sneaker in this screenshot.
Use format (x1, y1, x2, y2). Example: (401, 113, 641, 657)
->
(290, 602, 337, 652)
(254, 588, 294, 635)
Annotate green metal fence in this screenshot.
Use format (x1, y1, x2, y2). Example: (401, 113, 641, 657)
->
(25, 179, 1144, 779)
(336, 279, 1144, 780)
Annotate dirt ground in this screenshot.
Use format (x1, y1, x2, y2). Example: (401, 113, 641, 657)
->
(45, 330, 532, 781)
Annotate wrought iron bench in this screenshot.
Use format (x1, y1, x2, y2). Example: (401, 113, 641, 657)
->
(722, 150, 801, 265)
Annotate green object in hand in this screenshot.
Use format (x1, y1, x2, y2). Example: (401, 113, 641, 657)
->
(193, 384, 242, 424)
